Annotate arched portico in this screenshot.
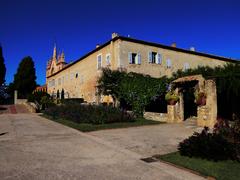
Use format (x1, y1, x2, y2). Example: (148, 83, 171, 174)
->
(167, 75, 217, 128)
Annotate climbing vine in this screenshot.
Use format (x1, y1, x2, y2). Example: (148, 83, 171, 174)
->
(97, 68, 169, 117)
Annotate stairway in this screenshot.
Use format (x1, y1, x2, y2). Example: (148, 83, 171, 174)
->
(0, 104, 31, 114)
(184, 117, 198, 129)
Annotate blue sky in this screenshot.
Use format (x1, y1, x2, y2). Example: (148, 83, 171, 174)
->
(0, 0, 239, 85)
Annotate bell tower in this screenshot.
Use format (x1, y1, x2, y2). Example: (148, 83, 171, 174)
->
(46, 44, 68, 77)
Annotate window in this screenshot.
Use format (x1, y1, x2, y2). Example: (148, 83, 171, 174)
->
(97, 54, 102, 69)
(76, 72, 78, 78)
(80, 75, 84, 84)
(52, 79, 55, 86)
(148, 52, 162, 64)
(128, 52, 141, 64)
(58, 78, 61, 85)
(106, 54, 111, 66)
(183, 63, 190, 71)
(166, 59, 172, 68)
(70, 72, 74, 80)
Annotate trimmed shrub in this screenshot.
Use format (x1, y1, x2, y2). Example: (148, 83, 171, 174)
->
(43, 104, 134, 125)
(178, 127, 237, 161)
(28, 91, 50, 103)
(61, 98, 84, 104)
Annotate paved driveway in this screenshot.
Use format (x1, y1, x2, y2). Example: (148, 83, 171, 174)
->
(0, 114, 204, 180)
(89, 122, 200, 157)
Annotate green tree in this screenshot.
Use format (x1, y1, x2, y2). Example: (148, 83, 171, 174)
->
(97, 68, 169, 117)
(61, 89, 64, 99)
(97, 68, 126, 106)
(119, 72, 168, 117)
(0, 45, 6, 85)
(13, 56, 37, 98)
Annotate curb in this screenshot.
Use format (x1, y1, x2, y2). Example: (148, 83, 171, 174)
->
(157, 158, 216, 180)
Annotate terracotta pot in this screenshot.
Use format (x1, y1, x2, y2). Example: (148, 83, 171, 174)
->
(168, 99, 177, 105)
(201, 97, 206, 106)
(196, 97, 206, 106)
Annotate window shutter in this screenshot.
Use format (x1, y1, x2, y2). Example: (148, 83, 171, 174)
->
(184, 63, 190, 71)
(157, 53, 162, 64)
(137, 53, 141, 64)
(148, 52, 152, 63)
(167, 59, 172, 68)
(128, 52, 132, 64)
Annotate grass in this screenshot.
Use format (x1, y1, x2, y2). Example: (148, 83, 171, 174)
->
(42, 114, 163, 132)
(156, 152, 240, 180)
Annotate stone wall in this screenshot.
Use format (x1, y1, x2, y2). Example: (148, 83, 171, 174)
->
(119, 40, 227, 78)
(47, 39, 121, 103)
(46, 35, 229, 104)
(168, 77, 218, 128)
(197, 79, 217, 128)
(144, 112, 167, 122)
(15, 99, 27, 105)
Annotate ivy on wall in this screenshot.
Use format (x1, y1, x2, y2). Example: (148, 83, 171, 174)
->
(171, 63, 240, 119)
(98, 63, 240, 120)
(97, 68, 169, 117)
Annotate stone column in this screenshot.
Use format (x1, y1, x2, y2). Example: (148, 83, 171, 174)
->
(178, 92, 184, 123)
(167, 105, 176, 123)
(14, 90, 18, 104)
(197, 79, 217, 128)
(197, 106, 208, 127)
(206, 79, 217, 128)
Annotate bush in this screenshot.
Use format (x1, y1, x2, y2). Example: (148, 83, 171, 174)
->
(61, 98, 84, 104)
(28, 91, 50, 103)
(178, 127, 237, 161)
(40, 96, 55, 110)
(43, 104, 134, 125)
(28, 91, 53, 111)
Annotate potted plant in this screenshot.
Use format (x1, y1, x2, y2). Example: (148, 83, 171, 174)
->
(165, 91, 179, 105)
(195, 91, 206, 106)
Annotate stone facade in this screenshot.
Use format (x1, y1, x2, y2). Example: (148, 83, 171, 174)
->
(168, 75, 218, 128)
(46, 33, 236, 104)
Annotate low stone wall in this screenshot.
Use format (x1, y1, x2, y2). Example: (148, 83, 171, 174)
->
(14, 97, 36, 113)
(197, 106, 209, 127)
(25, 102, 37, 113)
(144, 112, 167, 122)
(15, 99, 28, 104)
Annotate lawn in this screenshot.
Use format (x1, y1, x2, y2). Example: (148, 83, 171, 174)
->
(156, 152, 240, 180)
(42, 114, 163, 132)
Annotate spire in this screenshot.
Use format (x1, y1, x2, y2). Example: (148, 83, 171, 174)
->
(61, 51, 65, 60)
(59, 51, 65, 63)
(53, 43, 57, 59)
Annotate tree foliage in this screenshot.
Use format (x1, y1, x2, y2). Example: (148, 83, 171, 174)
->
(172, 63, 240, 119)
(118, 72, 168, 116)
(0, 45, 6, 85)
(97, 68, 126, 106)
(13, 56, 37, 98)
(97, 68, 169, 117)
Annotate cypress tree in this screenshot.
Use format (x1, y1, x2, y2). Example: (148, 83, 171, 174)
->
(0, 45, 6, 85)
(13, 56, 37, 98)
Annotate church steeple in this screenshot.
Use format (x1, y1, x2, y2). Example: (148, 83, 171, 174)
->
(53, 44, 57, 59)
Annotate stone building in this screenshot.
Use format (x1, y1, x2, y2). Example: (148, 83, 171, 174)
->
(46, 33, 237, 103)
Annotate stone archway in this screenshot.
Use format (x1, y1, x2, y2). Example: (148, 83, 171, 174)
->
(167, 75, 217, 128)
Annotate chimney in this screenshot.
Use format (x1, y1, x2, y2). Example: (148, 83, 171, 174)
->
(96, 44, 100, 48)
(171, 42, 177, 48)
(190, 47, 195, 51)
(111, 32, 119, 39)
